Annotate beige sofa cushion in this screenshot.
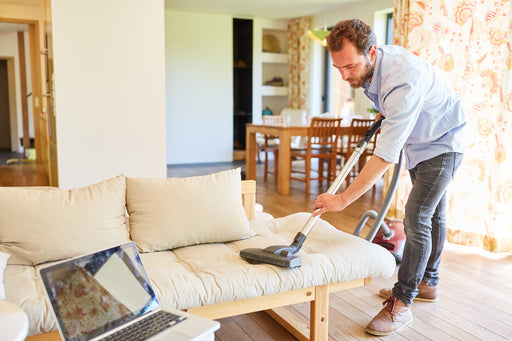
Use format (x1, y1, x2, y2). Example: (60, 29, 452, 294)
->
(126, 168, 254, 252)
(0, 175, 129, 265)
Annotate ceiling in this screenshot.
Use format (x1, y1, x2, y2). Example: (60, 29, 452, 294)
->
(0, 0, 360, 32)
(164, 0, 360, 19)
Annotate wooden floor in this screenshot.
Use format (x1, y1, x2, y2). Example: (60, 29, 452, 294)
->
(2, 157, 511, 340)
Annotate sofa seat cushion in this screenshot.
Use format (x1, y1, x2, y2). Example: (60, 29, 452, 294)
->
(3, 213, 395, 336)
(143, 213, 395, 310)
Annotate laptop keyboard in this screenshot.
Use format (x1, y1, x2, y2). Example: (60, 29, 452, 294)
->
(101, 310, 187, 341)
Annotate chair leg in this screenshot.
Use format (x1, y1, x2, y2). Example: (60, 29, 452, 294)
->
(318, 158, 324, 189)
(326, 158, 332, 186)
(274, 150, 279, 188)
(330, 158, 336, 184)
(306, 157, 311, 194)
(264, 150, 268, 182)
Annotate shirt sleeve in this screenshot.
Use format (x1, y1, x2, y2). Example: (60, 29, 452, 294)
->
(374, 81, 424, 164)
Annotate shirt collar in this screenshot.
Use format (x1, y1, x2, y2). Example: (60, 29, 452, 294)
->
(364, 48, 382, 95)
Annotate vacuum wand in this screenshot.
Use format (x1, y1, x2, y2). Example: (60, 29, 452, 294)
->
(240, 118, 383, 268)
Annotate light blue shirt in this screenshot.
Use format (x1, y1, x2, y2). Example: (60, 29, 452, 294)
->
(363, 45, 466, 170)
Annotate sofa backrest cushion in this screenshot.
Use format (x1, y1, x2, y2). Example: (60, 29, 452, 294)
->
(126, 168, 255, 252)
(0, 175, 130, 265)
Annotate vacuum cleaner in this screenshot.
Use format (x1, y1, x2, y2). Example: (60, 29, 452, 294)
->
(240, 117, 404, 268)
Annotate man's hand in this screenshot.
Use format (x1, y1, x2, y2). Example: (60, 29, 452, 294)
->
(312, 193, 347, 216)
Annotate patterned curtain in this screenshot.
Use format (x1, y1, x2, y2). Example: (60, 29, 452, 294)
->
(287, 17, 310, 110)
(388, 0, 512, 252)
(392, 0, 411, 47)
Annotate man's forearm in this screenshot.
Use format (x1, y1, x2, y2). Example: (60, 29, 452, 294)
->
(338, 155, 393, 207)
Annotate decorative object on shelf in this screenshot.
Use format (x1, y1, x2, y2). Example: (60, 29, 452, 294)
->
(264, 76, 284, 86)
(262, 34, 281, 53)
(234, 60, 248, 67)
(262, 106, 273, 116)
(308, 30, 330, 47)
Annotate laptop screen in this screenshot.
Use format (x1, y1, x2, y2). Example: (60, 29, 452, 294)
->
(39, 242, 159, 341)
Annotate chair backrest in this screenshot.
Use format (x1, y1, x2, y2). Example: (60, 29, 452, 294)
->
(308, 117, 343, 154)
(262, 115, 286, 126)
(348, 118, 378, 154)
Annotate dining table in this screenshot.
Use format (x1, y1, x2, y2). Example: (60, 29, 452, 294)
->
(245, 123, 352, 195)
(245, 123, 309, 195)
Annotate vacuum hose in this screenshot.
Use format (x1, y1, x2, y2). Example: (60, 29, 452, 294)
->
(353, 150, 403, 241)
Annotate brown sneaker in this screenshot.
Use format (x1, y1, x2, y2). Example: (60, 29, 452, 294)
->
(379, 281, 438, 302)
(366, 296, 413, 336)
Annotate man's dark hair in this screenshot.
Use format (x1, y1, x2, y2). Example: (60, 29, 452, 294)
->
(326, 19, 377, 55)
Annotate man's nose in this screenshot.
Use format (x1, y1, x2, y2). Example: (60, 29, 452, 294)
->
(339, 68, 348, 80)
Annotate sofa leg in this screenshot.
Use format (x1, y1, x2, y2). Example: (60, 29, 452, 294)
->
(266, 307, 310, 341)
(266, 284, 330, 341)
(310, 285, 329, 340)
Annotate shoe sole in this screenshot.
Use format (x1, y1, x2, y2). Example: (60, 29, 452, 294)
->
(365, 317, 413, 336)
(379, 292, 438, 302)
(414, 297, 438, 302)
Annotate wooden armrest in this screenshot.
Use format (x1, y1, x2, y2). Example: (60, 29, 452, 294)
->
(241, 180, 256, 220)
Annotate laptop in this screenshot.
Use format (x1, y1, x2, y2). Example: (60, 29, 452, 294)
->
(39, 242, 219, 341)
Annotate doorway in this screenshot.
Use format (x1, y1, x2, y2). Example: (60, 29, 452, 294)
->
(0, 59, 11, 151)
(0, 6, 54, 185)
(0, 23, 32, 155)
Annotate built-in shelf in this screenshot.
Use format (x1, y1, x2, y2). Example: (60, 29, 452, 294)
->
(261, 52, 288, 63)
(261, 85, 288, 96)
(253, 19, 289, 124)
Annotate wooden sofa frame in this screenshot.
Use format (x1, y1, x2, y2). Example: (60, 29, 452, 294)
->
(26, 180, 370, 341)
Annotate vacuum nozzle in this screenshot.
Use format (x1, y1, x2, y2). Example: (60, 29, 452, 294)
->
(239, 232, 306, 268)
(240, 247, 302, 267)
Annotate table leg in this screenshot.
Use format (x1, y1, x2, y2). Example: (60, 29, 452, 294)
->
(245, 128, 256, 180)
(277, 132, 291, 195)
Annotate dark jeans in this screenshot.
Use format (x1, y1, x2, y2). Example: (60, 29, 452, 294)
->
(392, 152, 463, 306)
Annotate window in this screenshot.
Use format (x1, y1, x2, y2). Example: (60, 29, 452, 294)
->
(386, 12, 393, 44)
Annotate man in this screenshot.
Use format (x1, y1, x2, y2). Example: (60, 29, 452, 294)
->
(312, 19, 466, 336)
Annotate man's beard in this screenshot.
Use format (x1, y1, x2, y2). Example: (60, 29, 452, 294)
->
(349, 58, 374, 88)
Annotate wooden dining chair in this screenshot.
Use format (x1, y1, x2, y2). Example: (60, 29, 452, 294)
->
(290, 117, 342, 193)
(257, 115, 286, 183)
(339, 118, 379, 185)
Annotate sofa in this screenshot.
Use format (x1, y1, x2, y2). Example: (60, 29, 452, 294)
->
(0, 168, 396, 340)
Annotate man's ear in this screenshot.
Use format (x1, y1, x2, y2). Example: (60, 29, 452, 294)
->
(369, 45, 377, 62)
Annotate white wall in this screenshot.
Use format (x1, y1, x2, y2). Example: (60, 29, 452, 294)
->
(51, 0, 167, 188)
(165, 10, 233, 164)
(309, 0, 394, 117)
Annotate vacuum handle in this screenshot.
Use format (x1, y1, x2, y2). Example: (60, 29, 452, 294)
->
(357, 117, 383, 148)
